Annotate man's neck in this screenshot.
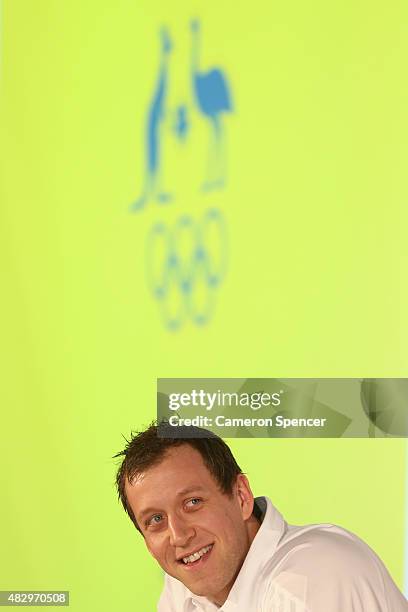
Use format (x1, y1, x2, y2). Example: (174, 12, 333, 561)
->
(247, 512, 261, 543)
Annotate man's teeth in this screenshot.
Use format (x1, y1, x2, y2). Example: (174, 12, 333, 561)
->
(182, 544, 212, 564)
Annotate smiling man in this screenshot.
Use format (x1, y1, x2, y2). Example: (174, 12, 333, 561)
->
(115, 423, 407, 611)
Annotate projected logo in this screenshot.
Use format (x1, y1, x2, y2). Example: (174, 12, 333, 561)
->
(146, 209, 227, 331)
(130, 20, 233, 330)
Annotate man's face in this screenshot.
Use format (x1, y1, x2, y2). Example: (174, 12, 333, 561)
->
(125, 445, 255, 605)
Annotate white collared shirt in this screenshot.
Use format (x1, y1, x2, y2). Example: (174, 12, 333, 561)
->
(158, 497, 407, 611)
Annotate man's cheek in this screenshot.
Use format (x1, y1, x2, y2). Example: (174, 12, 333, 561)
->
(145, 539, 157, 559)
(146, 541, 166, 565)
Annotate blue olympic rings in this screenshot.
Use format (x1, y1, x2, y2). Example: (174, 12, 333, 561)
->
(146, 209, 228, 330)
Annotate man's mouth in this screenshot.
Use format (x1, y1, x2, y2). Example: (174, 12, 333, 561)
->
(178, 544, 214, 567)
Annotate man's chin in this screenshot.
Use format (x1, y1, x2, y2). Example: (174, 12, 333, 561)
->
(177, 574, 212, 598)
(188, 583, 226, 607)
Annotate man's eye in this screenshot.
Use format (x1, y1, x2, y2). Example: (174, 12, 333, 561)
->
(186, 498, 202, 509)
(148, 514, 163, 526)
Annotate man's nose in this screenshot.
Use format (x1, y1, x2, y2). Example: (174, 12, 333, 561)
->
(168, 514, 195, 547)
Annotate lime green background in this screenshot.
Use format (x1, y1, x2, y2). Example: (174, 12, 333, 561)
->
(1, 1, 407, 610)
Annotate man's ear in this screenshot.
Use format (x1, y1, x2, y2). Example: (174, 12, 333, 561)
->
(235, 474, 255, 521)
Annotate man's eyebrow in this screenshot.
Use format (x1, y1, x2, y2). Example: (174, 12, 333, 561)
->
(176, 485, 207, 497)
(137, 486, 207, 521)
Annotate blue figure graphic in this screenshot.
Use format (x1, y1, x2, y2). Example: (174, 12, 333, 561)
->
(173, 104, 189, 141)
(131, 28, 173, 212)
(190, 19, 233, 191)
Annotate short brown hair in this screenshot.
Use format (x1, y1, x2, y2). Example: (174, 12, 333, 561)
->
(114, 422, 242, 530)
